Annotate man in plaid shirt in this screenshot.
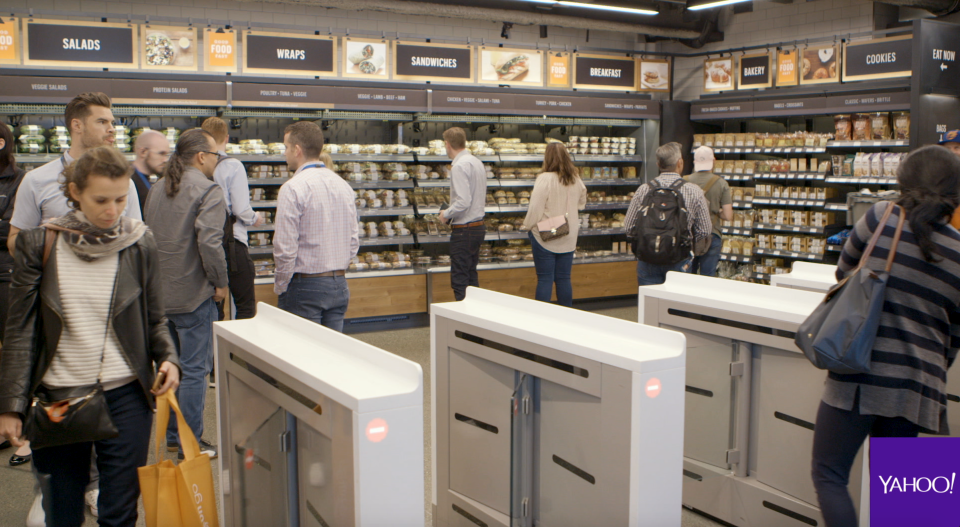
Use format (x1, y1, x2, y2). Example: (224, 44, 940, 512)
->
(625, 142, 711, 286)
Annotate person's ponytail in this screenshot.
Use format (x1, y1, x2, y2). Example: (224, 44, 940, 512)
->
(895, 145, 960, 262)
(163, 128, 214, 198)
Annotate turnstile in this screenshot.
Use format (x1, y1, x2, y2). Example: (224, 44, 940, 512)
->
(432, 287, 686, 527)
(214, 303, 424, 527)
(769, 262, 837, 292)
(640, 272, 858, 527)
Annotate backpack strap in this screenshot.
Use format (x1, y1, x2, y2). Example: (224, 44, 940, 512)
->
(42, 228, 56, 268)
(701, 175, 721, 195)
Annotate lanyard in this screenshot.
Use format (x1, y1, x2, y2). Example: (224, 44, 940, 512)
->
(296, 162, 325, 175)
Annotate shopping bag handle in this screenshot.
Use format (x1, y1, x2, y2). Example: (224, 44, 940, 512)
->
(155, 391, 202, 461)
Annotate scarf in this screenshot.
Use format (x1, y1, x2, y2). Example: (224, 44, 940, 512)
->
(43, 210, 148, 262)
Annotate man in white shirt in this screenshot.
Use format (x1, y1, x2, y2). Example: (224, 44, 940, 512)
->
(202, 117, 263, 320)
(8, 92, 141, 254)
(274, 122, 359, 332)
(439, 127, 487, 301)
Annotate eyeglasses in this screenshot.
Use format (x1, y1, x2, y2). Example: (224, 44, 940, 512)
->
(200, 151, 224, 160)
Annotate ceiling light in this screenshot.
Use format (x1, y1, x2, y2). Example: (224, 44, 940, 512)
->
(687, 0, 752, 10)
(520, 0, 658, 15)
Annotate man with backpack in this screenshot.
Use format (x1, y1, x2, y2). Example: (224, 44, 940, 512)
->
(625, 142, 711, 286)
(686, 146, 733, 277)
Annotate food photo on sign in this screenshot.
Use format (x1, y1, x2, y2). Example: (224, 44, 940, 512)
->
(345, 40, 387, 76)
(480, 49, 542, 85)
(639, 59, 669, 91)
(801, 45, 840, 84)
(142, 26, 196, 70)
(703, 57, 735, 91)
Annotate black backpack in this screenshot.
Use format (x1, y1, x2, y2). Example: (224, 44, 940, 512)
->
(630, 179, 692, 265)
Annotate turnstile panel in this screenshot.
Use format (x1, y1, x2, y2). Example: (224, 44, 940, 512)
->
(448, 348, 515, 516)
(663, 324, 735, 470)
(230, 389, 291, 527)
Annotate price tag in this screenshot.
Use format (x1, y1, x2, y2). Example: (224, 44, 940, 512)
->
(773, 250, 781, 256)
(788, 174, 796, 179)
(773, 225, 782, 231)
(852, 142, 861, 147)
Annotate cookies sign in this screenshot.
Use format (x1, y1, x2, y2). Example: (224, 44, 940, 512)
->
(800, 44, 840, 85)
(703, 57, 735, 92)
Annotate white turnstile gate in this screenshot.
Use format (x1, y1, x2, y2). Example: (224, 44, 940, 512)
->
(214, 303, 424, 527)
(769, 262, 837, 292)
(432, 287, 687, 527)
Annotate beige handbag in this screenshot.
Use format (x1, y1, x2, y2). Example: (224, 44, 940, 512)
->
(535, 183, 578, 242)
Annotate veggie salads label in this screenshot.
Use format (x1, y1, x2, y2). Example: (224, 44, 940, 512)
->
(204, 28, 236, 72)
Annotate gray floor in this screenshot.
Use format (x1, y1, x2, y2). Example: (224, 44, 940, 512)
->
(0, 303, 723, 527)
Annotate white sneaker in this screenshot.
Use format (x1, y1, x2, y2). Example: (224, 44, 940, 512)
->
(25, 492, 44, 527)
(85, 488, 99, 518)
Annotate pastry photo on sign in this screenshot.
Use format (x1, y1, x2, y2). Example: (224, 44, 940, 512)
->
(703, 57, 734, 91)
(142, 26, 197, 70)
(345, 39, 387, 76)
(800, 45, 839, 84)
(480, 49, 543, 85)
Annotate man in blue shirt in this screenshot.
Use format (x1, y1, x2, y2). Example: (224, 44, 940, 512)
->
(131, 130, 170, 212)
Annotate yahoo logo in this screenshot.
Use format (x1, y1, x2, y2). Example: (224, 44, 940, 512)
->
(878, 474, 956, 494)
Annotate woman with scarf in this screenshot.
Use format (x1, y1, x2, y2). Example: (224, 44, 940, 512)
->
(0, 146, 180, 527)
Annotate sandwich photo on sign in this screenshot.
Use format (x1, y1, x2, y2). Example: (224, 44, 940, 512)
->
(479, 48, 543, 86)
(703, 57, 735, 92)
(800, 44, 840, 85)
(343, 38, 388, 78)
(638, 59, 669, 92)
(738, 53, 772, 89)
(142, 26, 197, 71)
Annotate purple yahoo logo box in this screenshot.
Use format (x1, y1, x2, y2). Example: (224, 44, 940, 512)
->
(870, 437, 960, 527)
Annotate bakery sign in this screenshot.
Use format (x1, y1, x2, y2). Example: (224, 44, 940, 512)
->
(573, 54, 637, 90)
(243, 30, 336, 76)
(393, 41, 474, 82)
(23, 19, 137, 68)
(842, 35, 913, 82)
(738, 53, 772, 89)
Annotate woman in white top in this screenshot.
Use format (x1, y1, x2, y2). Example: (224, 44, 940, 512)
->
(523, 143, 587, 306)
(0, 146, 180, 527)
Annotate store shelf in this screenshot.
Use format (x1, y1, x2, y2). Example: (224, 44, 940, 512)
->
(719, 174, 753, 182)
(753, 223, 829, 234)
(248, 177, 289, 186)
(721, 227, 753, 236)
(416, 232, 501, 243)
(579, 227, 626, 237)
(584, 202, 630, 211)
(732, 201, 753, 209)
(426, 253, 636, 273)
(350, 180, 416, 189)
(571, 155, 643, 163)
(19, 153, 135, 164)
(753, 247, 825, 261)
(487, 178, 641, 188)
(720, 253, 752, 263)
(248, 246, 274, 256)
(753, 172, 827, 181)
(251, 200, 278, 208)
(360, 236, 415, 246)
(824, 203, 849, 212)
(749, 272, 771, 281)
(826, 140, 909, 148)
(701, 147, 827, 154)
(824, 177, 898, 185)
(493, 179, 539, 187)
(827, 244, 844, 252)
(752, 198, 826, 208)
(359, 207, 415, 217)
(248, 224, 276, 232)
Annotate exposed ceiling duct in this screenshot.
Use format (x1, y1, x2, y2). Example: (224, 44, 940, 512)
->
(880, 0, 960, 16)
(240, 0, 703, 39)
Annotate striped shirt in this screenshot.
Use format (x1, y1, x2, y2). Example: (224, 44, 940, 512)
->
(624, 173, 712, 245)
(273, 164, 359, 295)
(826, 201, 960, 433)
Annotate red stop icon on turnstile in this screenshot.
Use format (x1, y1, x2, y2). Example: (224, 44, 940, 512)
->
(646, 378, 662, 398)
(245, 448, 254, 469)
(366, 418, 389, 443)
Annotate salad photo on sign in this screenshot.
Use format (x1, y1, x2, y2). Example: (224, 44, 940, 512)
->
(800, 44, 840, 84)
(344, 39, 388, 78)
(142, 26, 197, 71)
(639, 59, 669, 91)
(703, 57, 735, 92)
(479, 48, 543, 86)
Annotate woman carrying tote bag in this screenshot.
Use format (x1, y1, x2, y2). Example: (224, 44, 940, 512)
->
(0, 146, 180, 527)
(523, 142, 587, 307)
(811, 145, 960, 527)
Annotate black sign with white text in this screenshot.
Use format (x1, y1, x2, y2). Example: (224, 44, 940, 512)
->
(739, 54, 771, 88)
(690, 101, 754, 120)
(824, 91, 910, 113)
(843, 37, 912, 81)
(432, 90, 658, 118)
(245, 34, 334, 73)
(395, 43, 472, 79)
(574, 56, 636, 89)
(26, 21, 134, 64)
(916, 19, 960, 94)
(753, 97, 826, 117)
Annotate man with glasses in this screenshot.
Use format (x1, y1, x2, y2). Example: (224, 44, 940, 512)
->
(131, 130, 169, 213)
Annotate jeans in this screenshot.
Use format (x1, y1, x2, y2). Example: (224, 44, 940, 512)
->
(529, 232, 574, 306)
(691, 234, 723, 277)
(811, 392, 920, 527)
(636, 257, 692, 286)
(33, 381, 152, 527)
(278, 274, 350, 332)
(450, 224, 485, 301)
(166, 297, 217, 446)
(218, 241, 257, 321)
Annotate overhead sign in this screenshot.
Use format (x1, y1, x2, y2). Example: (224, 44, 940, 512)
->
(824, 91, 910, 114)
(843, 35, 913, 82)
(546, 52, 571, 88)
(638, 58, 670, 93)
(431, 90, 658, 119)
(203, 28, 237, 73)
(776, 49, 799, 87)
(24, 19, 136, 68)
(739, 53, 772, 89)
(394, 41, 474, 82)
(573, 54, 637, 90)
(0, 17, 20, 65)
(141, 25, 197, 72)
(0, 76, 111, 104)
(690, 101, 754, 120)
(342, 37, 389, 79)
(915, 19, 960, 95)
(703, 57, 735, 92)
(800, 44, 840, 85)
(231, 83, 336, 109)
(243, 31, 336, 76)
(753, 97, 827, 117)
(478, 47, 543, 87)
(111, 79, 227, 106)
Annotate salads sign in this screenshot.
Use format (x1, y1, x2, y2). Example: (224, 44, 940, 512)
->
(24, 19, 137, 68)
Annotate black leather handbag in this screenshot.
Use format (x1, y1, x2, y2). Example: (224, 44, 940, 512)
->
(22, 230, 119, 449)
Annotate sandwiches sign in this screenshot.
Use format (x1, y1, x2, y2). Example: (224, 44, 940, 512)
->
(394, 42, 474, 82)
